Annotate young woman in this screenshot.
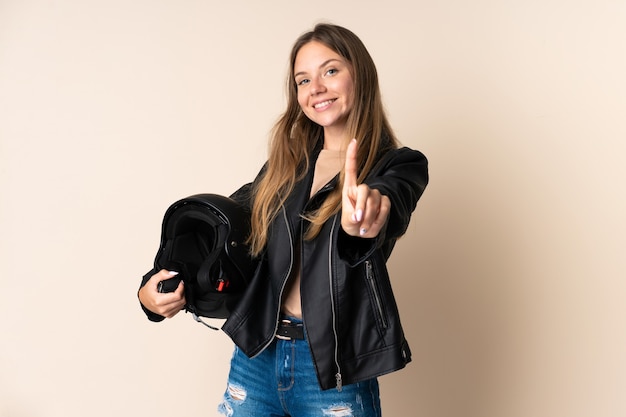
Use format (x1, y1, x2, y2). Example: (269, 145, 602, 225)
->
(139, 23, 428, 416)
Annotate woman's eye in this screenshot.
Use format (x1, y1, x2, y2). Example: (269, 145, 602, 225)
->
(296, 78, 310, 86)
(325, 68, 338, 76)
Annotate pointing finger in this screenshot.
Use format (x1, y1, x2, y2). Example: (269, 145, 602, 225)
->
(343, 138, 358, 193)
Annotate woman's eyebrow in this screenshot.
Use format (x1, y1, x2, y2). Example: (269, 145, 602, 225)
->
(294, 58, 342, 78)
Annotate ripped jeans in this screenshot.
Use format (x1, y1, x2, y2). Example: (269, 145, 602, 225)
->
(217, 318, 381, 417)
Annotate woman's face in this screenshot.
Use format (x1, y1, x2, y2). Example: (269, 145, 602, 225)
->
(294, 41, 354, 138)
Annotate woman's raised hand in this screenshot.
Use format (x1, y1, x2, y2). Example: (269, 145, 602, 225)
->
(341, 139, 390, 238)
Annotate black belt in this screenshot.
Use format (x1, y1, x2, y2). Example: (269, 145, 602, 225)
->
(276, 319, 304, 340)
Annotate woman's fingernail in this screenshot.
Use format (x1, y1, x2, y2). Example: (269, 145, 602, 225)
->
(168, 271, 179, 276)
(360, 228, 367, 236)
(356, 209, 363, 222)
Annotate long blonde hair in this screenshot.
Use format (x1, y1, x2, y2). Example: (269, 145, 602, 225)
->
(248, 23, 399, 256)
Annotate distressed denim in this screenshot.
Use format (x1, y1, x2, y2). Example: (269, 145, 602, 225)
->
(217, 318, 381, 417)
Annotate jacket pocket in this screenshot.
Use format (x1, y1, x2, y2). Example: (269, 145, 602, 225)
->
(365, 259, 388, 330)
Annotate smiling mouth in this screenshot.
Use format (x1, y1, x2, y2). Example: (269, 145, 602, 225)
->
(313, 99, 336, 109)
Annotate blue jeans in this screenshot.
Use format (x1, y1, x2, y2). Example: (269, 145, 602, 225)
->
(217, 319, 381, 417)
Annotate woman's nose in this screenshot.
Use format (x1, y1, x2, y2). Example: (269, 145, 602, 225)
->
(310, 77, 326, 95)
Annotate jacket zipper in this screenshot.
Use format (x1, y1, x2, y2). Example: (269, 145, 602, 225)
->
(365, 260, 388, 329)
(251, 206, 294, 358)
(328, 215, 342, 391)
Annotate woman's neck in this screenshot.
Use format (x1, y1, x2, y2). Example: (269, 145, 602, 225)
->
(322, 128, 349, 151)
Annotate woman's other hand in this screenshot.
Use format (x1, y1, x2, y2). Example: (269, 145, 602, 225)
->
(138, 270, 186, 318)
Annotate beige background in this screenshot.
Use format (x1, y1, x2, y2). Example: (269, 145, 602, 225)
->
(1, 1, 625, 416)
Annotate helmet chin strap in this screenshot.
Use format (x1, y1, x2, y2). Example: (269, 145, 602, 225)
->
(196, 222, 229, 292)
(191, 312, 220, 331)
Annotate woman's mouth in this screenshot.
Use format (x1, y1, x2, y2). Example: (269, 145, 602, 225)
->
(313, 99, 336, 109)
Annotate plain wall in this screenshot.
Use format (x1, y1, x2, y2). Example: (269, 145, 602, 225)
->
(1, 1, 624, 416)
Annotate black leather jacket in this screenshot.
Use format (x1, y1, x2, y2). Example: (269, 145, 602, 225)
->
(222, 144, 428, 390)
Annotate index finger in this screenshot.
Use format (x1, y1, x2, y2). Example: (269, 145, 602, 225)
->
(344, 138, 358, 189)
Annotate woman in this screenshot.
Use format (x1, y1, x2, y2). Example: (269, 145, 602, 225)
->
(139, 23, 428, 416)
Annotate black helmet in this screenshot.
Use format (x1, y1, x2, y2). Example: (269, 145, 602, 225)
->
(154, 193, 257, 320)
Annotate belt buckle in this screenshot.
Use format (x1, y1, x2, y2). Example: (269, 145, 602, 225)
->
(276, 319, 292, 340)
(276, 319, 300, 340)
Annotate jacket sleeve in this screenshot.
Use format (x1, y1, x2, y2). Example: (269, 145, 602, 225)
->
(338, 146, 428, 264)
(229, 162, 267, 209)
(366, 147, 428, 240)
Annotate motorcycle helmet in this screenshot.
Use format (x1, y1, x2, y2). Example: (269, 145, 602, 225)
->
(154, 193, 257, 321)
